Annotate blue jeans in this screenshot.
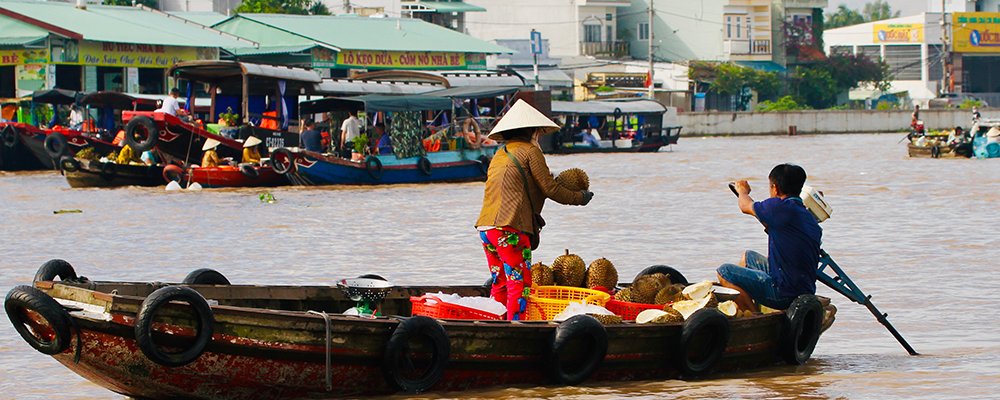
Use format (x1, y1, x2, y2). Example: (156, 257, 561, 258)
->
(717, 250, 794, 309)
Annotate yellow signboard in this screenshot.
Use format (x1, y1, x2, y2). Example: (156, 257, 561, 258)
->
(0, 49, 49, 66)
(952, 12, 1000, 53)
(872, 23, 923, 43)
(51, 41, 217, 68)
(316, 48, 467, 69)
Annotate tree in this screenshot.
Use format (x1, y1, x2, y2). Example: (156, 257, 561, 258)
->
(862, 0, 900, 22)
(307, 1, 331, 15)
(102, 0, 158, 8)
(793, 53, 892, 108)
(826, 5, 864, 29)
(233, 0, 324, 14)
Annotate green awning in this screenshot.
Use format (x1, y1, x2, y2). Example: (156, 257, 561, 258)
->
(411, 1, 486, 13)
(301, 94, 453, 113)
(734, 61, 787, 73)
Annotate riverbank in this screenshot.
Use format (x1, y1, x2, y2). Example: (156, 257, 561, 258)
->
(679, 108, 978, 136)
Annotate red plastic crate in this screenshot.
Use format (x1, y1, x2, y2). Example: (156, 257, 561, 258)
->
(410, 295, 504, 320)
(605, 299, 666, 321)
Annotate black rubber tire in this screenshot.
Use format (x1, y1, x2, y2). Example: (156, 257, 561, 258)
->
(634, 265, 689, 285)
(98, 161, 116, 181)
(59, 156, 80, 173)
(239, 164, 259, 179)
(676, 308, 730, 376)
(5, 285, 73, 355)
(2, 125, 17, 148)
(357, 274, 387, 281)
(34, 259, 77, 282)
(134, 286, 215, 367)
(382, 316, 450, 393)
(365, 155, 383, 180)
(124, 116, 159, 152)
(546, 314, 608, 385)
(780, 294, 823, 365)
(162, 164, 185, 183)
(477, 155, 490, 175)
(417, 157, 432, 176)
(44, 133, 69, 159)
(182, 269, 231, 285)
(270, 148, 294, 175)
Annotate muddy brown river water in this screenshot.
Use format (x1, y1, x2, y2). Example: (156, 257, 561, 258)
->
(1, 133, 998, 399)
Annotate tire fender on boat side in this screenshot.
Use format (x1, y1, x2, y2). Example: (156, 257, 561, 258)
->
(134, 286, 215, 367)
(44, 133, 69, 159)
(59, 156, 80, 173)
(98, 161, 116, 181)
(634, 265, 689, 285)
(382, 316, 450, 393)
(547, 314, 608, 385)
(365, 156, 383, 180)
(477, 155, 490, 175)
(676, 308, 730, 376)
(34, 259, 78, 282)
(239, 164, 259, 179)
(2, 125, 17, 148)
(182, 268, 231, 285)
(4, 285, 73, 355)
(780, 294, 823, 365)
(417, 157, 432, 176)
(270, 148, 294, 175)
(162, 164, 185, 183)
(124, 116, 159, 152)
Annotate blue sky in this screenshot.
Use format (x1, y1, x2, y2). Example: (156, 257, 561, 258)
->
(825, 0, 927, 17)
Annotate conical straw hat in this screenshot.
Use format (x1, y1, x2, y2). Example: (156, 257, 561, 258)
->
(202, 138, 220, 151)
(488, 99, 558, 140)
(243, 136, 262, 148)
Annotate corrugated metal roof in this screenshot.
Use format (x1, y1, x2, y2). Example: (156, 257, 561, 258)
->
(0, 1, 254, 48)
(166, 11, 229, 27)
(228, 44, 318, 56)
(510, 68, 573, 88)
(552, 100, 666, 115)
(314, 79, 442, 95)
(217, 14, 510, 53)
(426, 86, 520, 98)
(0, 14, 48, 46)
(409, 1, 486, 13)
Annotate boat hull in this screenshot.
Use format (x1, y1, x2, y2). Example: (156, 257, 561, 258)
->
(64, 159, 166, 188)
(0, 123, 47, 170)
(188, 165, 287, 188)
(906, 143, 967, 158)
(287, 148, 494, 186)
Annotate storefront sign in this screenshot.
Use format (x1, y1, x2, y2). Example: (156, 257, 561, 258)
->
(0, 49, 49, 66)
(52, 41, 217, 67)
(953, 12, 1000, 53)
(314, 48, 477, 70)
(16, 64, 46, 94)
(873, 23, 923, 43)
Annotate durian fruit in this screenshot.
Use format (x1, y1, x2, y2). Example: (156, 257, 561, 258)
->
(585, 258, 618, 291)
(552, 249, 586, 287)
(652, 307, 684, 324)
(531, 262, 554, 286)
(613, 287, 636, 302)
(653, 284, 685, 305)
(554, 168, 590, 191)
(631, 273, 669, 304)
(682, 280, 715, 301)
(636, 308, 683, 324)
(717, 300, 738, 317)
(589, 313, 623, 325)
(669, 294, 715, 320)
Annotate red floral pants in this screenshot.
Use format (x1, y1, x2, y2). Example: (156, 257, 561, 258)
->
(480, 227, 533, 320)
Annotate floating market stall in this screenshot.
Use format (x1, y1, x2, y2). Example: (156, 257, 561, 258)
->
(547, 99, 678, 154)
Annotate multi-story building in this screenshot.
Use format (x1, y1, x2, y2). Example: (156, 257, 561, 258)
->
(934, 0, 1000, 12)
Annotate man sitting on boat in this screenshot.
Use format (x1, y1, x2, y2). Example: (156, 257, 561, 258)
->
(300, 119, 323, 153)
(717, 164, 822, 312)
(156, 88, 189, 121)
(375, 123, 392, 155)
(242, 136, 262, 164)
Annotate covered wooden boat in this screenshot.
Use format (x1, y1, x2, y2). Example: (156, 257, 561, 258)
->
(5, 261, 833, 399)
(61, 158, 166, 188)
(543, 100, 679, 154)
(185, 164, 287, 188)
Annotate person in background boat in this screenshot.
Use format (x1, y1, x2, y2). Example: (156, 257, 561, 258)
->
(201, 138, 221, 168)
(68, 104, 84, 130)
(375, 123, 392, 155)
(972, 106, 981, 123)
(300, 119, 323, 153)
(242, 136, 263, 164)
(948, 126, 972, 157)
(988, 126, 1000, 144)
(340, 110, 361, 156)
(476, 100, 595, 320)
(910, 104, 920, 129)
(717, 164, 822, 312)
(116, 144, 141, 165)
(156, 88, 187, 119)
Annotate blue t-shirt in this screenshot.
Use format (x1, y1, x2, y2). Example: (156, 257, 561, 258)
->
(301, 129, 322, 152)
(753, 197, 823, 299)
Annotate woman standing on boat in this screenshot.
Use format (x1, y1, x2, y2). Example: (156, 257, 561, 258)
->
(476, 100, 594, 320)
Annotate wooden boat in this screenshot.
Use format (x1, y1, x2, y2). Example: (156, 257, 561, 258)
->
(542, 99, 680, 154)
(906, 142, 966, 158)
(0, 122, 49, 170)
(61, 158, 166, 188)
(5, 261, 833, 399)
(185, 164, 287, 188)
(276, 94, 495, 186)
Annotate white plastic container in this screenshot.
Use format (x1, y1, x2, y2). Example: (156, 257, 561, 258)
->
(800, 185, 832, 223)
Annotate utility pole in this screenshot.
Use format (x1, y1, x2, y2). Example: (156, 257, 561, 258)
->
(941, 0, 950, 94)
(647, 0, 655, 98)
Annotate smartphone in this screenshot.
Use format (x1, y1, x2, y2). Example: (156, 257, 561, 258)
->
(728, 182, 739, 197)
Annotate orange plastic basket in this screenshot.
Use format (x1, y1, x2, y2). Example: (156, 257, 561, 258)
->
(605, 299, 666, 321)
(525, 286, 611, 321)
(410, 295, 504, 320)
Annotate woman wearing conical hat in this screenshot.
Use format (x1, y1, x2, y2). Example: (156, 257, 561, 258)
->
(242, 136, 263, 164)
(475, 100, 594, 321)
(201, 138, 221, 168)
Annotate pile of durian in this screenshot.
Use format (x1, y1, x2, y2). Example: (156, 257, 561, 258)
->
(636, 281, 742, 324)
(531, 249, 618, 292)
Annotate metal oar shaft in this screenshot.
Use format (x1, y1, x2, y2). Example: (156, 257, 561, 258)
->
(860, 296, 919, 355)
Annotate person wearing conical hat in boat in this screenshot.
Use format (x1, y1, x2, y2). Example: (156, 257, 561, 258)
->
(475, 100, 595, 321)
(201, 138, 221, 168)
(242, 136, 263, 164)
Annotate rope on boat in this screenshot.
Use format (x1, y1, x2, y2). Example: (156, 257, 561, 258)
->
(306, 310, 333, 391)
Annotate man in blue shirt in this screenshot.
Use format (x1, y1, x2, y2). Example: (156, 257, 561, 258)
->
(300, 119, 323, 153)
(717, 164, 822, 311)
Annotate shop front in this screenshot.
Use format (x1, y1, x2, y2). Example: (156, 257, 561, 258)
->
(951, 12, 1000, 95)
(311, 48, 486, 71)
(0, 48, 49, 97)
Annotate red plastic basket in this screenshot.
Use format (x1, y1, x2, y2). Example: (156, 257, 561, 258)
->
(605, 299, 667, 321)
(410, 295, 504, 320)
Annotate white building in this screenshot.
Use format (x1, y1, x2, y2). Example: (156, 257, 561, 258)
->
(932, 0, 1000, 12)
